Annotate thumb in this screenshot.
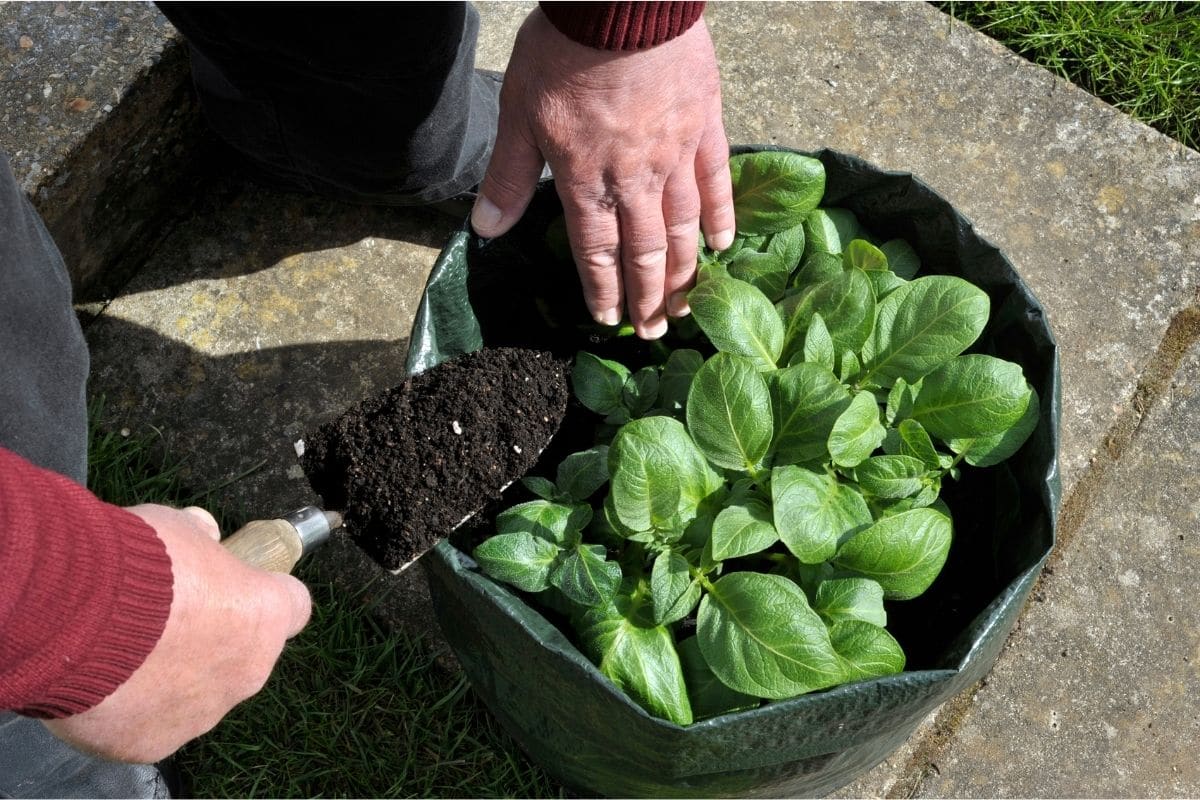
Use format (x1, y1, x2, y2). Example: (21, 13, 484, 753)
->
(471, 114, 545, 239)
(272, 573, 313, 639)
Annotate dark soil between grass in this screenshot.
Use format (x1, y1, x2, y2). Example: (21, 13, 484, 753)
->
(302, 347, 569, 570)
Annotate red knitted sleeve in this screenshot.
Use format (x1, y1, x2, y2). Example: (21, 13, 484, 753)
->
(0, 446, 174, 719)
(539, 2, 705, 51)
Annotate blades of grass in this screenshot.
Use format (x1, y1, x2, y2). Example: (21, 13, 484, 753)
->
(176, 577, 563, 798)
(933, 1, 1199, 148)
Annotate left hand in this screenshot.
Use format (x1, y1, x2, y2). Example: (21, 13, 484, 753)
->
(471, 8, 735, 340)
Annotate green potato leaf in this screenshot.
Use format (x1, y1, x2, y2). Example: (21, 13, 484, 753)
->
(650, 548, 702, 626)
(716, 233, 767, 265)
(833, 508, 953, 600)
(572, 351, 631, 417)
(813, 577, 887, 627)
(555, 446, 611, 502)
(610, 443, 682, 535)
(728, 249, 791, 301)
(768, 362, 854, 462)
(867, 270, 909, 301)
(854, 455, 928, 499)
(551, 543, 622, 607)
(803, 311, 836, 370)
(677, 636, 759, 720)
(622, 366, 660, 418)
(793, 251, 844, 290)
(658, 348, 704, 416)
(686, 353, 774, 473)
(711, 501, 779, 561)
(829, 620, 906, 680)
(772, 465, 873, 563)
(842, 239, 888, 272)
(581, 597, 693, 725)
(780, 268, 876, 366)
(609, 415, 723, 532)
(803, 207, 862, 256)
(897, 418, 941, 469)
(911, 354, 1033, 440)
(474, 532, 562, 593)
(496, 499, 592, 547)
(828, 390, 887, 468)
(688, 278, 785, 370)
(697, 572, 845, 699)
(839, 349, 862, 384)
(880, 238, 921, 279)
(521, 475, 561, 502)
(886, 377, 919, 426)
(949, 387, 1041, 467)
(766, 222, 807, 273)
(860, 276, 990, 387)
(678, 506, 721, 573)
(730, 152, 826, 235)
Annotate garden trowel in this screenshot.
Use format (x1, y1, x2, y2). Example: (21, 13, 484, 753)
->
(220, 347, 569, 576)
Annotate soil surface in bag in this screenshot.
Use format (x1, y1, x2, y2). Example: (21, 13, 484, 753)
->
(302, 347, 569, 570)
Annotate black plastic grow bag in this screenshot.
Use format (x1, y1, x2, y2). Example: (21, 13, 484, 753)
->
(406, 148, 1061, 798)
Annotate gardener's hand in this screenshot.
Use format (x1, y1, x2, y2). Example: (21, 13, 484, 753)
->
(471, 8, 734, 340)
(43, 504, 311, 764)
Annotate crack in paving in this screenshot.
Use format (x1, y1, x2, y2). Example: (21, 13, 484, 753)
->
(885, 297, 1200, 799)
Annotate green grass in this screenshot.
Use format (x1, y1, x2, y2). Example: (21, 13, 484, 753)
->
(87, 398, 561, 798)
(936, 1, 1200, 149)
(175, 574, 562, 798)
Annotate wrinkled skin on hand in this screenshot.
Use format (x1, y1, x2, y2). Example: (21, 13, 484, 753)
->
(472, 9, 735, 340)
(44, 505, 311, 764)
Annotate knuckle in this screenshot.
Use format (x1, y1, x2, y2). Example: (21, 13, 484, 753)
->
(695, 139, 732, 183)
(627, 247, 668, 274)
(664, 214, 700, 241)
(576, 249, 619, 274)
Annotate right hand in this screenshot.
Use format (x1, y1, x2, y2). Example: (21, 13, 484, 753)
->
(43, 504, 312, 764)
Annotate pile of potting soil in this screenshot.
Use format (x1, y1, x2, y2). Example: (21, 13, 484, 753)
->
(301, 347, 569, 570)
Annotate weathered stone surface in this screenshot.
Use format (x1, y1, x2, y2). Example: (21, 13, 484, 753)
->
(913, 337, 1200, 797)
(1, 2, 203, 300)
(84, 181, 463, 639)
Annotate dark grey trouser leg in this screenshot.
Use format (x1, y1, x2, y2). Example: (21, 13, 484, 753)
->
(156, 2, 497, 204)
(0, 151, 88, 482)
(0, 717, 169, 800)
(0, 151, 168, 798)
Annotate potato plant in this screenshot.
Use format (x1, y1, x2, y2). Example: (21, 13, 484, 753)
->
(473, 151, 1039, 725)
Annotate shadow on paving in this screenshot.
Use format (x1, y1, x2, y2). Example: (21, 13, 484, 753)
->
(82, 150, 469, 642)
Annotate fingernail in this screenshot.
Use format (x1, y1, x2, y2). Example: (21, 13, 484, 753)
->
(708, 228, 735, 251)
(595, 307, 621, 326)
(667, 292, 691, 318)
(640, 318, 669, 340)
(470, 195, 503, 235)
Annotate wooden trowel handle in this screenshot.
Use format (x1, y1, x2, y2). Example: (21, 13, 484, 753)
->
(221, 506, 342, 573)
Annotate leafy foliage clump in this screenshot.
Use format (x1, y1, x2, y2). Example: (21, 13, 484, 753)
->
(474, 151, 1039, 724)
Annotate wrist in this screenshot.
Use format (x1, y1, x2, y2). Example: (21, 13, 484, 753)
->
(538, 2, 706, 51)
(0, 450, 174, 719)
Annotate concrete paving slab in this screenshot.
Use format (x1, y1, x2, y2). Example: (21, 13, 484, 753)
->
(913, 335, 1200, 798)
(0, 1, 203, 300)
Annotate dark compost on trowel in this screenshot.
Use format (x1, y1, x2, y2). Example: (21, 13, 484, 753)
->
(301, 347, 569, 570)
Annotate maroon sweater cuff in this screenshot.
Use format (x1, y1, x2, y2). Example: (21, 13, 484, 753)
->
(539, 2, 705, 51)
(0, 447, 174, 718)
